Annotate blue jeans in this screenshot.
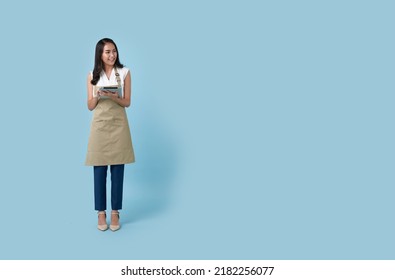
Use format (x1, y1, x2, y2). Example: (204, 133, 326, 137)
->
(94, 164, 124, 211)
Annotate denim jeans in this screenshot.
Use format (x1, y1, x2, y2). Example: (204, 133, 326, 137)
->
(94, 164, 124, 211)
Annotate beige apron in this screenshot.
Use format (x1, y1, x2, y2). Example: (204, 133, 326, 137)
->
(85, 69, 135, 166)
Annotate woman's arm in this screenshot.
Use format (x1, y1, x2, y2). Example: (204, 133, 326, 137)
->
(87, 73, 99, 111)
(103, 70, 132, 108)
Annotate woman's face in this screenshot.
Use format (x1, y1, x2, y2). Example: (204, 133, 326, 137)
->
(101, 43, 117, 68)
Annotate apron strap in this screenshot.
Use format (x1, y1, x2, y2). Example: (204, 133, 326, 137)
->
(114, 67, 122, 88)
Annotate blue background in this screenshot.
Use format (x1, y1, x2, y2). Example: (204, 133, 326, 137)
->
(0, 0, 394, 259)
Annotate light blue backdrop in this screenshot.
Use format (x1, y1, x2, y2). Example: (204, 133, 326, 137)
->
(0, 0, 394, 259)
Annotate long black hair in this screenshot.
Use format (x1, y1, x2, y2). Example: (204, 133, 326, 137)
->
(91, 38, 124, 85)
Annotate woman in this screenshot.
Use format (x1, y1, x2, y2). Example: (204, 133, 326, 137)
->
(85, 38, 135, 231)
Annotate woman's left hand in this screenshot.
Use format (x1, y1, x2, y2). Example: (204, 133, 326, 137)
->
(100, 90, 119, 100)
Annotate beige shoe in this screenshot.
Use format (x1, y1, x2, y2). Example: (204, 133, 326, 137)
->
(110, 211, 120, 231)
(97, 211, 108, 231)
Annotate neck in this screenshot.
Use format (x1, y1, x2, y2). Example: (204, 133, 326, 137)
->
(103, 65, 114, 73)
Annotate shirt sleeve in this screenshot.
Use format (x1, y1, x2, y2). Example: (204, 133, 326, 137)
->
(122, 67, 130, 82)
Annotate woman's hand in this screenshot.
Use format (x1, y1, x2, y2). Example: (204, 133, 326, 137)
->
(98, 89, 130, 107)
(98, 90, 119, 100)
